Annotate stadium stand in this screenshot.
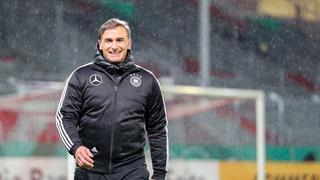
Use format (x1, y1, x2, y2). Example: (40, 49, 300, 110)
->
(0, 0, 319, 163)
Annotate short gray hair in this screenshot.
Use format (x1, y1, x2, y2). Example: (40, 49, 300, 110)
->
(98, 18, 131, 40)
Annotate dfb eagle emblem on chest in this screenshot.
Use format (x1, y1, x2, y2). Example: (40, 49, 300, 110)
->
(129, 73, 142, 87)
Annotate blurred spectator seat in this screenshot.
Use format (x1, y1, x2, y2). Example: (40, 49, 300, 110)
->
(183, 57, 235, 79)
(286, 73, 320, 92)
(0, 109, 18, 141)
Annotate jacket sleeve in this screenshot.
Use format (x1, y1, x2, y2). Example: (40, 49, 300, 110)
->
(145, 77, 169, 180)
(55, 71, 83, 155)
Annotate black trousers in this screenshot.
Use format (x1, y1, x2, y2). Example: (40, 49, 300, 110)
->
(74, 165, 149, 180)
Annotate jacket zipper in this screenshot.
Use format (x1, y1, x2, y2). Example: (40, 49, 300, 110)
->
(107, 70, 136, 171)
(109, 77, 119, 172)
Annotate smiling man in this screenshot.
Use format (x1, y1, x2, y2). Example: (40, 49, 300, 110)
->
(56, 18, 169, 180)
(98, 21, 131, 63)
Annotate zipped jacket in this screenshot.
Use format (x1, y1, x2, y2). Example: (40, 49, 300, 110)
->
(56, 48, 168, 179)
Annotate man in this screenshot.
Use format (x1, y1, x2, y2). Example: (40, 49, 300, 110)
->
(56, 18, 168, 180)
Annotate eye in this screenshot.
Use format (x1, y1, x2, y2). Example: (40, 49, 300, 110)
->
(104, 39, 113, 43)
(116, 38, 124, 42)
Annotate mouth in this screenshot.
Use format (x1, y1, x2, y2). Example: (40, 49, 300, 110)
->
(108, 51, 121, 57)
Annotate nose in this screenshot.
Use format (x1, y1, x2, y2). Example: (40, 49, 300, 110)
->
(110, 42, 118, 49)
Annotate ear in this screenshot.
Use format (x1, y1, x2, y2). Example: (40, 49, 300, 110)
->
(128, 39, 132, 50)
(98, 40, 102, 50)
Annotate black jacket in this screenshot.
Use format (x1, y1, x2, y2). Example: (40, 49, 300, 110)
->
(56, 48, 168, 179)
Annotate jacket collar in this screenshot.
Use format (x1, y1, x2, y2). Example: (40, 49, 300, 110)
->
(94, 43, 135, 73)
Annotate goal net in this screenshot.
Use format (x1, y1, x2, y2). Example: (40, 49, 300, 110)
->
(0, 81, 67, 179)
(158, 85, 265, 180)
(0, 83, 265, 180)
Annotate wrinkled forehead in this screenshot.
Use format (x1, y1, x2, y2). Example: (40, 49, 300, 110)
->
(100, 27, 131, 41)
(99, 24, 131, 40)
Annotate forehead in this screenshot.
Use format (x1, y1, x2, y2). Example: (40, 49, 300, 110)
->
(101, 26, 129, 39)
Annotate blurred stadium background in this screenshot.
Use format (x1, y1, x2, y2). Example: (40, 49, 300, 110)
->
(0, 0, 320, 179)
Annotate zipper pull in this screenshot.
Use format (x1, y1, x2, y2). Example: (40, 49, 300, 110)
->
(116, 76, 121, 85)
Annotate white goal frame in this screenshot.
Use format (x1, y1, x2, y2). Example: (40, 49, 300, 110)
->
(162, 85, 266, 180)
(67, 85, 265, 180)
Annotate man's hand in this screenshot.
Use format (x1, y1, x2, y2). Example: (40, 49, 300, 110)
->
(75, 146, 94, 169)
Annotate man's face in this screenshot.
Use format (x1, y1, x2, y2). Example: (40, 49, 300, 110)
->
(99, 26, 131, 63)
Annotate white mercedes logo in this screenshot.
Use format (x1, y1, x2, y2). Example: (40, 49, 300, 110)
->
(89, 74, 103, 86)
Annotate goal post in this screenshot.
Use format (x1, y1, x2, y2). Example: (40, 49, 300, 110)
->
(161, 85, 265, 180)
(62, 84, 265, 179)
